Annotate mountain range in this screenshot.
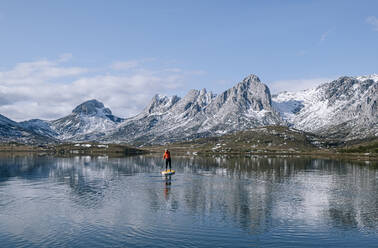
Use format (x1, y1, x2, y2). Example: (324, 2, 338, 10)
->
(0, 74, 377, 145)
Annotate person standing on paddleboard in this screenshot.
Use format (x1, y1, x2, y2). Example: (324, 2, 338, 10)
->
(163, 149, 172, 171)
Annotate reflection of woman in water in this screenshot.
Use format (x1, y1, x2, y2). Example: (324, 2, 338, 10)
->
(164, 175, 171, 200)
(165, 175, 172, 185)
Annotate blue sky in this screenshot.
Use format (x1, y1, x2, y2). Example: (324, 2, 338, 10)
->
(0, 0, 377, 120)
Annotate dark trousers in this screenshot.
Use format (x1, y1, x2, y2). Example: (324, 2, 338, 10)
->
(165, 158, 171, 170)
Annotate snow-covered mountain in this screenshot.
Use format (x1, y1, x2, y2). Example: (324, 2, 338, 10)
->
(104, 74, 282, 144)
(1, 73, 377, 145)
(272, 75, 378, 140)
(7, 74, 283, 144)
(50, 99, 124, 140)
(0, 114, 54, 144)
(17, 99, 124, 141)
(19, 119, 58, 138)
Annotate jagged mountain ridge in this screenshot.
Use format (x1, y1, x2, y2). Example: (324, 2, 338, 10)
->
(1, 75, 283, 144)
(103, 75, 282, 144)
(1, 74, 377, 144)
(272, 74, 378, 140)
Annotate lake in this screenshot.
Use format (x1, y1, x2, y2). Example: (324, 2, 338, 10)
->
(0, 154, 377, 247)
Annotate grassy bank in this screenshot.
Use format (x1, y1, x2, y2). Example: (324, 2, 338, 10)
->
(1, 126, 377, 161)
(0, 142, 147, 157)
(142, 126, 378, 161)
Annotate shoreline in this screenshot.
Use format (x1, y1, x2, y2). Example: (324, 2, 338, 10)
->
(0, 143, 377, 162)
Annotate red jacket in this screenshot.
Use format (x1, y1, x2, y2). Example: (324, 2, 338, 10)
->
(163, 150, 171, 159)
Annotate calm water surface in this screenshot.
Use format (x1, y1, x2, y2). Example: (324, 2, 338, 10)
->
(0, 154, 377, 247)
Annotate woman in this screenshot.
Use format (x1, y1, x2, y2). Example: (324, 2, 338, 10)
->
(163, 149, 172, 171)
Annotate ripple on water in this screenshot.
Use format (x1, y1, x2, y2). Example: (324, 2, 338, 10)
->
(0, 156, 377, 247)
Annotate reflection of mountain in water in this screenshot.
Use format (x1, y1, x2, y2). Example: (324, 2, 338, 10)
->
(0, 154, 377, 233)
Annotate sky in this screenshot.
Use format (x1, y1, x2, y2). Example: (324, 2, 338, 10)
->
(0, 0, 377, 121)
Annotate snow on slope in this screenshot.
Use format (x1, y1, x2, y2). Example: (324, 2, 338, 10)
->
(2, 74, 377, 144)
(104, 74, 283, 144)
(0, 114, 54, 143)
(49, 99, 124, 140)
(272, 88, 328, 129)
(272, 75, 378, 139)
(19, 119, 58, 137)
(356, 74, 378, 82)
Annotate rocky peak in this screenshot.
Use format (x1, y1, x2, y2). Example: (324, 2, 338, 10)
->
(198, 88, 215, 108)
(72, 99, 112, 116)
(169, 88, 215, 116)
(145, 94, 180, 114)
(183, 89, 201, 101)
(238, 74, 269, 96)
(242, 74, 261, 83)
(322, 76, 376, 105)
(169, 90, 202, 115)
(199, 88, 207, 95)
(214, 74, 273, 111)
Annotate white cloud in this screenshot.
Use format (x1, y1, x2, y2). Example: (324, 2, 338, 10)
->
(0, 58, 87, 86)
(366, 16, 378, 31)
(0, 56, 191, 121)
(269, 77, 333, 94)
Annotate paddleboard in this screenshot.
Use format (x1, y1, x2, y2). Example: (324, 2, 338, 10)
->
(161, 169, 175, 176)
